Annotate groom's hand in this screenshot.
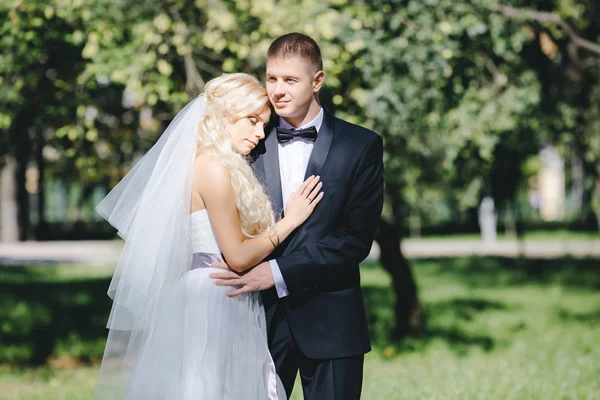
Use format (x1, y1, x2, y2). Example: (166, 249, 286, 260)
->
(209, 261, 275, 297)
(211, 261, 234, 271)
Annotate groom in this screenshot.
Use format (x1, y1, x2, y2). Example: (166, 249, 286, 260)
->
(211, 33, 384, 399)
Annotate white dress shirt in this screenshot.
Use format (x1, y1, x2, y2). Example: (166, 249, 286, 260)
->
(269, 108, 324, 298)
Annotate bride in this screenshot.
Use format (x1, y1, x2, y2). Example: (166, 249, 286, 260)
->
(93, 73, 323, 400)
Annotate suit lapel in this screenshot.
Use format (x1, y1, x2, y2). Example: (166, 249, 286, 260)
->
(263, 126, 284, 216)
(305, 109, 335, 179)
(260, 109, 335, 217)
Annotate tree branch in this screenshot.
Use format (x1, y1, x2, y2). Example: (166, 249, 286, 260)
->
(482, 54, 506, 87)
(492, 4, 600, 58)
(184, 52, 205, 96)
(169, 9, 206, 96)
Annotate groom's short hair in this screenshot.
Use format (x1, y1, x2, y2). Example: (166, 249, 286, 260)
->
(267, 33, 323, 72)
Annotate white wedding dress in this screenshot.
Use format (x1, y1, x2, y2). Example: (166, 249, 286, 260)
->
(125, 209, 285, 400)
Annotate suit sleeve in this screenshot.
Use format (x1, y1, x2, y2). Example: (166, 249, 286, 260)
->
(275, 135, 384, 296)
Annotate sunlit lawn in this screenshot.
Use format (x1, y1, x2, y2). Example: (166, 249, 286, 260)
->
(1, 257, 599, 399)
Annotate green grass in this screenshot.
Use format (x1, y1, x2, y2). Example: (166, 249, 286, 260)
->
(0, 366, 99, 400)
(1, 257, 599, 399)
(0, 264, 116, 283)
(354, 259, 600, 400)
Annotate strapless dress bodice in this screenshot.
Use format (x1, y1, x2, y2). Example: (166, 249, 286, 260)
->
(190, 210, 221, 254)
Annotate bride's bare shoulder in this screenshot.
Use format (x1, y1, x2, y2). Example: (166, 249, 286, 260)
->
(194, 153, 230, 187)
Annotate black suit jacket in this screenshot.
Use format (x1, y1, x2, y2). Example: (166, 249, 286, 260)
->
(251, 109, 384, 359)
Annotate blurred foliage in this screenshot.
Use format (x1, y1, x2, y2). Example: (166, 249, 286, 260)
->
(2, 0, 599, 229)
(0, 264, 115, 365)
(342, 0, 542, 222)
(2, 0, 599, 338)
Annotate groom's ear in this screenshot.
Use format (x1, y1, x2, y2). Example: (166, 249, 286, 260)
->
(313, 70, 325, 93)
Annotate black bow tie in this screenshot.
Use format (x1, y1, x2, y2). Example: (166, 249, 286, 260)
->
(276, 126, 318, 144)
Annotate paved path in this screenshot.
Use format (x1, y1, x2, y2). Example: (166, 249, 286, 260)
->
(1, 238, 599, 265)
(0, 241, 124, 265)
(399, 238, 600, 259)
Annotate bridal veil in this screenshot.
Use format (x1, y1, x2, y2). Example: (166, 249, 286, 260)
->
(94, 97, 204, 399)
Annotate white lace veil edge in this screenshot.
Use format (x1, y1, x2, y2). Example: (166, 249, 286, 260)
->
(93, 97, 205, 399)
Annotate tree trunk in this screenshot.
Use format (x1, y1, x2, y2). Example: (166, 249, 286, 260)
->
(0, 157, 19, 242)
(593, 177, 600, 232)
(16, 132, 31, 240)
(14, 122, 32, 241)
(375, 218, 424, 338)
(36, 130, 46, 239)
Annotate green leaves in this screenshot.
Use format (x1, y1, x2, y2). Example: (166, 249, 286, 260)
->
(1, 0, 598, 227)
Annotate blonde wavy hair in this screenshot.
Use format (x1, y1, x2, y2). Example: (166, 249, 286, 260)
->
(197, 73, 275, 237)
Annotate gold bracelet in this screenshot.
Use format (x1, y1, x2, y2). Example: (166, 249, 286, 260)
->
(269, 227, 280, 249)
(268, 234, 277, 249)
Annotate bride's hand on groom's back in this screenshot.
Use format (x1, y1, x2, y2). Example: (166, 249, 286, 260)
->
(285, 175, 324, 228)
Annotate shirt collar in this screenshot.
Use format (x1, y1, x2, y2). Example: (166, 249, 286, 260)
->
(279, 107, 324, 132)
